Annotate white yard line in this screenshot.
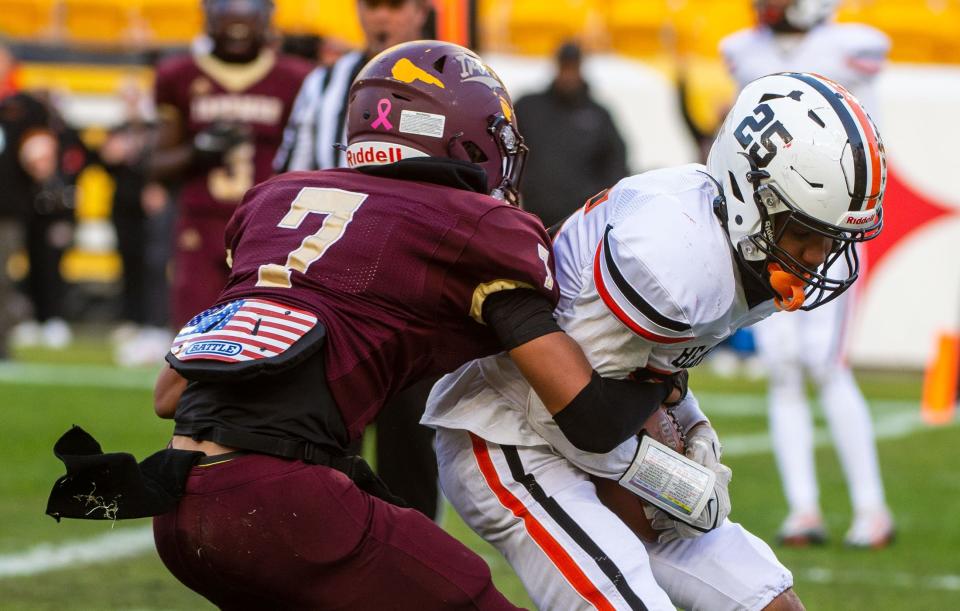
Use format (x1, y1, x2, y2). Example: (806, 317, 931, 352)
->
(797, 566, 960, 592)
(714, 399, 957, 457)
(0, 362, 156, 390)
(0, 526, 154, 578)
(1, 362, 952, 581)
(3, 526, 958, 594)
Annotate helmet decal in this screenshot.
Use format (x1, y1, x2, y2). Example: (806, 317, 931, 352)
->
(454, 52, 507, 91)
(371, 99, 394, 130)
(733, 101, 794, 169)
(398, 109, 445, 138)
(785, 72, 884, 212)
(345, 141, 429, 168)
(391, 58, 445, 89)
(499, 96, 513, 122)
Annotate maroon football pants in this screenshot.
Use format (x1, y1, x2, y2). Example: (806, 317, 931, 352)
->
(153, 454, 521, 610)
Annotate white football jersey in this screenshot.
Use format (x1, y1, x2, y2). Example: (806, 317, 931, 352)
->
(720, 22, 889, 116)
(423, 165, 778, 451)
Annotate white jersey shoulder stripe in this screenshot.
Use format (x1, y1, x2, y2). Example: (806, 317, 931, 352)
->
(594, 228, 695, 345)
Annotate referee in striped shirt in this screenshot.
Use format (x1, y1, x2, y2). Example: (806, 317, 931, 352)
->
(274, 0, 445, 522)
(274, 0, 430, 172)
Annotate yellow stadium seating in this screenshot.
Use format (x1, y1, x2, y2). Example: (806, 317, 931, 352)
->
(673, 0, 753, 58)
(312, 0, 364, 47)
(62, 0, 139, 46)
(860, 0, 960, 63)
(606, 0, 675, 58)
(505, 0, 594, 55)
(273, 0, 321, 35)
(140, 0, 204, 45)
(0, 0, 58, 39)
(273, 0, 363, 47)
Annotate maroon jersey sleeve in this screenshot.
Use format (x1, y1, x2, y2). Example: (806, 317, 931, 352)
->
(451, 205, 559, 324)
(153, 55, 189, 135)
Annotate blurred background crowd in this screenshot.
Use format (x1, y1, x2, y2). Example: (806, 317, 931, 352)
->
(0, 0, 957, 371)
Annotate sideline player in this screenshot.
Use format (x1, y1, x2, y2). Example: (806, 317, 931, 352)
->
(423, 72, 887, 609)
(49, 42, 686, 609)
(721, 0, 894, 548)
(150, 0, 311, 328)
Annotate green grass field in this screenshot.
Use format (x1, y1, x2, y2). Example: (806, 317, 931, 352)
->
(1, 332, 958, 610)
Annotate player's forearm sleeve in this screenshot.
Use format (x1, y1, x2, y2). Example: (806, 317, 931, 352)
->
(482, 288, 562, 351)
(552, 372, 673, 454)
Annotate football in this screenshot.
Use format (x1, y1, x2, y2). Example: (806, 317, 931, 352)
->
(592, 406, 685, 542)
(640, 405, 685, 454)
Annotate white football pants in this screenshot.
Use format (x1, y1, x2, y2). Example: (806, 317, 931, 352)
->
(752, 289, 887, 514)
(436, 428, 793, 611)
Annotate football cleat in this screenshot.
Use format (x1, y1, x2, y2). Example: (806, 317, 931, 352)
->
(844, 507, 895, 549)
(776, 510, 828, 547)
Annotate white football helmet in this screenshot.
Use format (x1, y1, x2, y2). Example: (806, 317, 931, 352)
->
(754, 0, 838, 31)
(707, 72, 886, 310)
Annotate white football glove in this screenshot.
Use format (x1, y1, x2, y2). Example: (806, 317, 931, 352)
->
(649, 422, 732, 543)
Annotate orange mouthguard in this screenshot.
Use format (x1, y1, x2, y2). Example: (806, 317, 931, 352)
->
(767, 263, 806, 311)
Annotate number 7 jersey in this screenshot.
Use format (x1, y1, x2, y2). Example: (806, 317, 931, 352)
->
(218, 167, 558, 441)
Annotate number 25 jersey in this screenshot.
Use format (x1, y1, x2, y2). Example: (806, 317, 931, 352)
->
(218, 167, 558, 440)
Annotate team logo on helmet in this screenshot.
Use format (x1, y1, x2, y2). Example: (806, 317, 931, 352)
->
(391, 58, 445, 89)
(454, 53, 506, 91)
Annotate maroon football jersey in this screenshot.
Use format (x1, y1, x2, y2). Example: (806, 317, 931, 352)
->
(218, 169, 558, 440)
(154, 50, 311, 217)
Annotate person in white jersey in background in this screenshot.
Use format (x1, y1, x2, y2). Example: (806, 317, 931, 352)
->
(721, 0, 894, 548)
(423, 72, 887, 610)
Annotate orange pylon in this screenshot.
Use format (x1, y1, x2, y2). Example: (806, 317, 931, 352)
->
(921, 332, 959, 425)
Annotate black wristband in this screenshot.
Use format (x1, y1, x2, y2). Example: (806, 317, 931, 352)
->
(552, 372, 673, 454)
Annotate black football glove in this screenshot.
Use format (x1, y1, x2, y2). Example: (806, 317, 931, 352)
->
(192, 122, 250, 168)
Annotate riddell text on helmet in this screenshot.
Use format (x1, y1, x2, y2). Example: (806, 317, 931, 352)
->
(345, 141, 429, 168)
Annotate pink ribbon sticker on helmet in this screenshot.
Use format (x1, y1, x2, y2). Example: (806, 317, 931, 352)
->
(371, 98, 393, 130)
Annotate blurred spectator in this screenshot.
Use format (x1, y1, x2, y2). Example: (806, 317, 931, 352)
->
(274, 0, 442, 522)
(99, 78, 175, 366)
(721, 0, 894, 549)
(513, 41, 628, 228)
(0, 44, 53, 359)
(12, 90, 86, 351)
(148, 0, 311, 330)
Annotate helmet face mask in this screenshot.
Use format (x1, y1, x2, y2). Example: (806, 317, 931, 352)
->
(707, 72, 886, 310)
(346, 40, 528, 205)
(746, 176, 883, 309)
(485, 114, 528, 204)
(753, 0, 838, 32)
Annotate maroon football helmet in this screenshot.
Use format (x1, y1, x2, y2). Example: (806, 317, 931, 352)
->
(346, 40, 527, 205)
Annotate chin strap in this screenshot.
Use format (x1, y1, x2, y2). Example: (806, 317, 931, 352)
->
(767, 263, 806, 311)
